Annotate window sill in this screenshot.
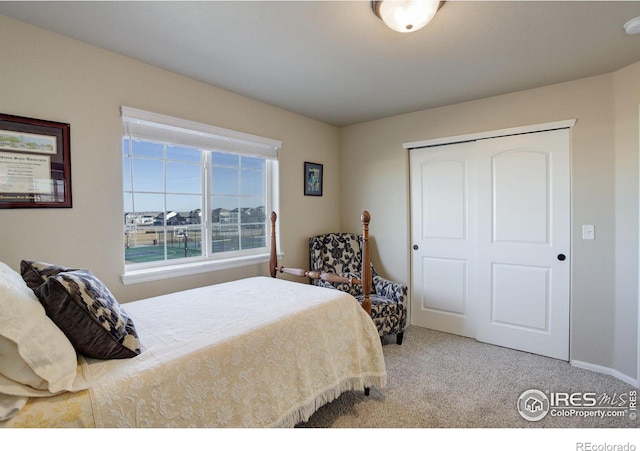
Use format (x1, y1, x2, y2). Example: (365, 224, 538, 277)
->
(121, 253, 271, 285)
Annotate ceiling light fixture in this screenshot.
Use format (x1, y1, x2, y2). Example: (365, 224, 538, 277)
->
(624, 16, 640, 35)
(371, 0, 443, 33)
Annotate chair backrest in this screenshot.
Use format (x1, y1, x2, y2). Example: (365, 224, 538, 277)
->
(309, 232, 362, 274)
(309, 232, 365, 296)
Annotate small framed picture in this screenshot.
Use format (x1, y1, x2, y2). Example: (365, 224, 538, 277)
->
(304, 162, 323, 196)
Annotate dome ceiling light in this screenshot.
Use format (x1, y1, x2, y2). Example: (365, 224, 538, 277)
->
(371, 0, 444, 33)
(624, 16, 640, 35)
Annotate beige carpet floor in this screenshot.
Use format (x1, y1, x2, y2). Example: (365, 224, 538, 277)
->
(298, 326, 638, 428)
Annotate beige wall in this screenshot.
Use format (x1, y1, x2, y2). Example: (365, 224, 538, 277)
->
(0, 16, 342, 302)
(613, 61, 640, 381)
(341, 66, 639, 383)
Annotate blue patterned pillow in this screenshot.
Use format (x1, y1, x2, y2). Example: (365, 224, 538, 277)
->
(35, 269, 141, 359)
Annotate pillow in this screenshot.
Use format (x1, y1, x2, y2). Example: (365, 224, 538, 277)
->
(20, 260, 77, 291)
(0, 336, 50, 391)
(0, 394, 28, 422)
(0, 262, 78, 396)
(35, 269, 141, 360)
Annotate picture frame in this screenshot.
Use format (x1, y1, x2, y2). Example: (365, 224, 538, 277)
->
(304, 162, 323, 196)
(0, 113, 71, 208)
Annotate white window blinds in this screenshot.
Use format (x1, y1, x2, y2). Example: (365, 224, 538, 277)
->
(121, 106, 281, 160)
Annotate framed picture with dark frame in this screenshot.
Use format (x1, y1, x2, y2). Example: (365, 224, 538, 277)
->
(304, 162, 323, 197)
(0, 113, 71, 208)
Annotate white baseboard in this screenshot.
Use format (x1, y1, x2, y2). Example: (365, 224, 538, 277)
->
(571, 359, 639, 388)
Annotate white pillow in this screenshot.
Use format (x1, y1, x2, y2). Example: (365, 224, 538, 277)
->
(0, 337, 49, 391)
(0, 394, 28, 421)
(0, 262, 78, 396)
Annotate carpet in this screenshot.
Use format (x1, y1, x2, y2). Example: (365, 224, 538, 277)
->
(298, 325, 638, 428)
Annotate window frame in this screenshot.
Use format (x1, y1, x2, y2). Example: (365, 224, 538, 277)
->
(120, 107, 281, 285)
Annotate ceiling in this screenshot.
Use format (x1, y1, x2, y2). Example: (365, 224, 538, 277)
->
(1, 1, 640, 127)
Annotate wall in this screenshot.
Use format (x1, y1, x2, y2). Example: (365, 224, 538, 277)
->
(613, 61, 640, 382)
(341, 66, 639, 384)
(0, 16, 342, 302)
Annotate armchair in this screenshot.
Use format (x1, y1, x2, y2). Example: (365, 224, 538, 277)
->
(309, 232, 408, 344)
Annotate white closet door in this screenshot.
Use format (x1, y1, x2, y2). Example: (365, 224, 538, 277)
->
(410, 128, 570, 360)
(410, 143, 477, 338)
(474, 129, 570, 360)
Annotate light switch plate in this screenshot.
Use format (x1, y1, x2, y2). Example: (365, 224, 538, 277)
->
(582, 225, 595, 240)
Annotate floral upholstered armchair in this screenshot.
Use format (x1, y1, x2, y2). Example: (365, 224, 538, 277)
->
(309, 233, 408, 345)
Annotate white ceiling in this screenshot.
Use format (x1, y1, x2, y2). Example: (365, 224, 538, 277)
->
(1, 1, 640, 127)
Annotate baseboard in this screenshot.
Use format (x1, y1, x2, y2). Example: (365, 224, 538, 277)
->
(571, 359, 639, 388)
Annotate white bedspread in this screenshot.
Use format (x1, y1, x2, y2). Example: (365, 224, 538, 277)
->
(4, 277, 386, 427)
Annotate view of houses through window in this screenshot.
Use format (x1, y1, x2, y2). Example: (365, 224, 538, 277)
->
(123, 138, 269, 266)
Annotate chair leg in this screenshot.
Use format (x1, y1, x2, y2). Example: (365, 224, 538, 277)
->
(364, 387, 370, 396)
(396, 332, 404, 345)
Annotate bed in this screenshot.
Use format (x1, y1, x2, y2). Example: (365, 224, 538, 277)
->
(0, 211, 385, 428)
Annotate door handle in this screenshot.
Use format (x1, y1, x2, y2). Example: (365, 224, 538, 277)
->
(557, 254, 566, 261)
(413, 245, 419, 250)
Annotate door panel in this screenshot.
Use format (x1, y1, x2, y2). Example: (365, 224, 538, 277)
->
(410, 145, 476, 338)
(492, 150, 549, 244)
(475, 130, 570, 360)
(491, 263, 549, 331)
(422, 159, 466, 239)
(422, 257, 466, 314)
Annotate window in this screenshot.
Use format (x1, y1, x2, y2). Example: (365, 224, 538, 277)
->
(121, 107, 280, 284)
